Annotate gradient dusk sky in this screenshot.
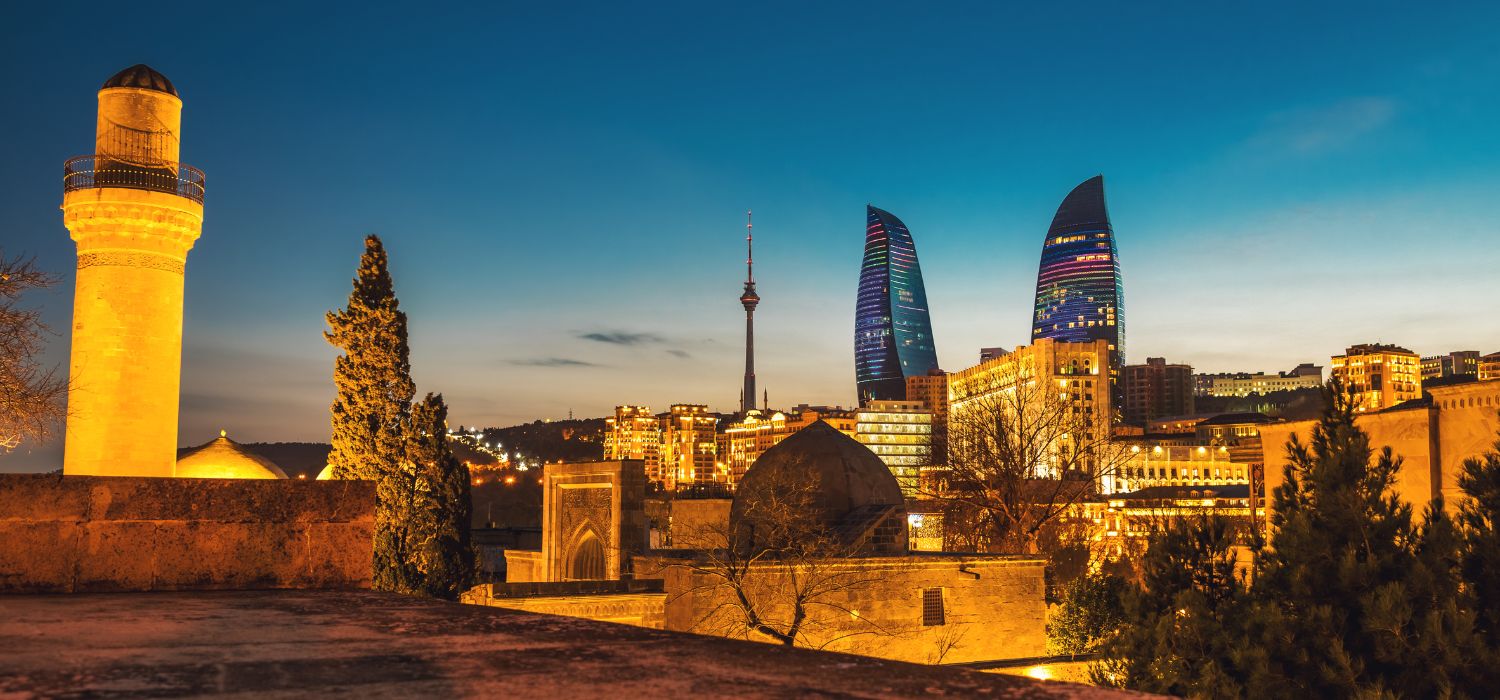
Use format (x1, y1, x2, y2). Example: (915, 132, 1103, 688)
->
(3, 2, 1499, 471)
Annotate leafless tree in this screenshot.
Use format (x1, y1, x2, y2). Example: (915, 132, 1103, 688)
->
(656, 469, 905, 650)
(0, 253, 66, 452)
(930, 371, 1131, 555)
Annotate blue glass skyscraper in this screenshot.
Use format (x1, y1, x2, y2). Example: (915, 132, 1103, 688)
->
(1031, 175, 1125, 383)
(855, 205, 939, 404)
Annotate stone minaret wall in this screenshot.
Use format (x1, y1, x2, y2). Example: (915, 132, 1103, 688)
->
(61, 80, 203, 476)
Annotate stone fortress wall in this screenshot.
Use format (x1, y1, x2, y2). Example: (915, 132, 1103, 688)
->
(0, 474, 374, 592)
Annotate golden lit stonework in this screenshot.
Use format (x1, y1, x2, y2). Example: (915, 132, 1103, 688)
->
(60, 65, 205, 477)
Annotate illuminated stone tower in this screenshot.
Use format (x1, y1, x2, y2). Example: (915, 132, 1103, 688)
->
(739, 211, 759, 414)
(61, 65, 206, 476)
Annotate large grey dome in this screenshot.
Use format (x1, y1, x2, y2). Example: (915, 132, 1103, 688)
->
(730, 420, 907, 554)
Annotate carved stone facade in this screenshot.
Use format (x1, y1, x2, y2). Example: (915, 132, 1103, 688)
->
(509, 461, 647, 583)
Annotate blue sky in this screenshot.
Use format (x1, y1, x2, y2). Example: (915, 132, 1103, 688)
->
(3, 2, 1499, 470)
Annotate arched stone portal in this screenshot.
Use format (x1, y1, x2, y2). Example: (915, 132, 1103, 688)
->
(518, 461, 647, 584)
(568, 529, 606, 581)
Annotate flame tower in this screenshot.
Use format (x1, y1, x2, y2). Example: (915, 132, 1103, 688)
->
(61, 65, 206, 476)
(854, 205, 939, 404)
(739, 211, 760, 414)
(1031, 175, 1125, 397)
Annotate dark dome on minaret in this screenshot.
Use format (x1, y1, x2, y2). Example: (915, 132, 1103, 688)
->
(102, 64, 178, 96)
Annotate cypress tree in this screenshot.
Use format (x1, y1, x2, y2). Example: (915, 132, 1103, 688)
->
(326, 235, 417, 592)
(409, 393, 477, 600)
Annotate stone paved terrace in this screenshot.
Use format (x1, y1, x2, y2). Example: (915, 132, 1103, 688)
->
(0, 590, 1148, 698)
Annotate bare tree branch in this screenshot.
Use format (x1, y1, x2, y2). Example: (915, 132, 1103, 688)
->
(0, 252, 66, 452)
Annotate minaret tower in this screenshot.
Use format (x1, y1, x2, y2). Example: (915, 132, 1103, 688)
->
(739, 211, 759, 414)
(61, 65, 205, 476)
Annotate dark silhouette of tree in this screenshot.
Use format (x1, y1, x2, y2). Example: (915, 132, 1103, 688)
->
(1048, 569, 1128, 656)
(1098, 384, 1494, 697)
(0, 253, 66, 452)
(410, 393, 476, 600)
(1459, 430, 1500, 650)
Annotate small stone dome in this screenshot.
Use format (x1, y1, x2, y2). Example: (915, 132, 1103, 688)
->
(102, 64, 177, 96)
(730, 420, 907, 553)
(175, 431, 287, 480)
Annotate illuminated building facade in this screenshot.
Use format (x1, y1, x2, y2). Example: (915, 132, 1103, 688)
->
(905, 370, 949, 416)
(855, 400, 933, 496)
(658, 404, 721, 488)
(1421, 351, 1481, 380)
(855, 205, 939, 404)
(1121, 357, 1194, 425)
(1072, 485, 1262, 561)
(1102, 443, 1250, 495)
(604, 406, 662, 479)
(1194, 364, 1323, 397)
(61, 65, 206, 477)
(1330, 344, 1422, 412)
(1030, 176, 1124, 404)
(717, 409, 853, 485)
(905, 370, 949, 467)
(1482, 352, 1500, 382)
(947, 338, 1112, 479)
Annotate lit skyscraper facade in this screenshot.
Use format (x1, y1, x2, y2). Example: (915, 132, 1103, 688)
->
(1031, 175, 1125, 401)
(855, 205, 939, 404)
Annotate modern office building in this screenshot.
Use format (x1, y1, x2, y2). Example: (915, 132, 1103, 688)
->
(855, 205, 939, 404)
(1121, 357, 1195, 425)
(1031, 175, 1124, 403)
(1330, 344, 1422, 412)
(856, 400, 933, 497)
(1194, 364, 1324, 397)
(1421, 351, 1481, 380)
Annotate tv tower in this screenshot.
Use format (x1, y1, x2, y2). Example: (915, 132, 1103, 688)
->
(739, 210, 759, 414)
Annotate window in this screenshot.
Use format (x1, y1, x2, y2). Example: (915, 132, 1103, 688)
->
(922, 587, 945, 626)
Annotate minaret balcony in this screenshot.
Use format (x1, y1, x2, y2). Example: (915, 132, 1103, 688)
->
(64, 155, 205, 204)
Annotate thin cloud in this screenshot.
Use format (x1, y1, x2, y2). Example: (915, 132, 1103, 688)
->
(666, 349, 691, 359)
(578, 330, 665, 346)
(1243, 97, 1397, 158)
(509, 357, 601, 368)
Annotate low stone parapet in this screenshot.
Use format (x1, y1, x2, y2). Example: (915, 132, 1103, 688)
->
(0, 473, 374, 592)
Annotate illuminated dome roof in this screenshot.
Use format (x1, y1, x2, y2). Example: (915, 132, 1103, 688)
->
(101, 64, 177, 96)
(175, 431, 287, 480)
(730, 420, 907, 553)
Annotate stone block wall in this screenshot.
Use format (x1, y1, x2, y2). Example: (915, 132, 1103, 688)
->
(637, 553, 1047, 665)
(0, 474, 374, 593)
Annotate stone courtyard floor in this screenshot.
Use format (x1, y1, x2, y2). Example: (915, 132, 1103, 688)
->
(0, 590, 1145, 698)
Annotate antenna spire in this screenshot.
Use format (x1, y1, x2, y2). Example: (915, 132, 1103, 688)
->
(746, 209, 754, 284)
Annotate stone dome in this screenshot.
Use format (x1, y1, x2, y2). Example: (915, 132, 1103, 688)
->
(730, 420, 907, 553)
(175, 431, 287, 480)
(102, 64, 178, 96)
